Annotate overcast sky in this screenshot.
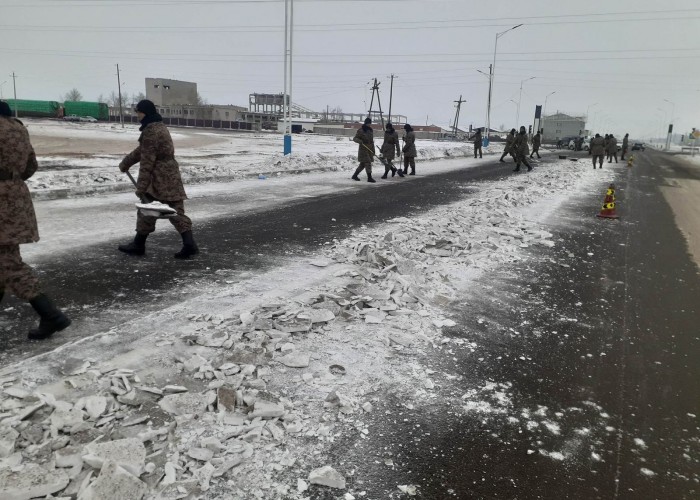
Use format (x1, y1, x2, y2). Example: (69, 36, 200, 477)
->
(1, 0, 699, 138)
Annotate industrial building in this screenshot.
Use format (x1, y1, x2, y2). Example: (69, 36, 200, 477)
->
(145, 78, 198, 106)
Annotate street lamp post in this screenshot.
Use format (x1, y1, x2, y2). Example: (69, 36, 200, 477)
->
(657, 107, 668, 148)
(516, 76, 534, 127)
(542, 91, 555, 139)
(476, 69, 491, 134)
(509, 99, 518, 126)
(586, 103, 598, 134)
(283, 0, 294, 155)
(486, 24, 522, 145)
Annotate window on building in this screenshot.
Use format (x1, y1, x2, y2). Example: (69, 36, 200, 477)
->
(154, 84, 159, 88)
(164, 85, 170, 90)
(225, 112, 229, 117)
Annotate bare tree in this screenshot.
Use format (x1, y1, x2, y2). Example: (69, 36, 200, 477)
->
(96, 94, 106, 103)
(64, 88, 83, 102)
(195, 93, 208, 106)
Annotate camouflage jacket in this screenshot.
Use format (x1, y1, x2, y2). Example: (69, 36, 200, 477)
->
(590, 136, 606, 156)
(402, 131, 417, 157)
(532, 134, 541, 148)
(0, 117, 39, 245)
(622, 136, 629, 148)
(353, 126, 375, 163)
(473, 132, 482, 147)
(120, 122, 187, 202)
(514, 132, 530, 156)
(504, 133, 515, 152)
(380, 129, 401, 160)
(607, 137, 618, 153)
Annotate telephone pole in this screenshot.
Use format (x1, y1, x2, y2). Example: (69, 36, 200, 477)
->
(452, 95, 465, 136)
(11, 72, 17, 118)
(367, 78, 385, 130)
(387, 74, 397, 123)
(116, 64, 124, 128)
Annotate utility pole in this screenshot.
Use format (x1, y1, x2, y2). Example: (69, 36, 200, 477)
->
(485, 64, 492, 139)
(367, 78, 385, 130)
(387, 73, 397, 123)
(11, 72, 18, 118)
(452, 95, 465, 137)
(116, 64, 124, 128)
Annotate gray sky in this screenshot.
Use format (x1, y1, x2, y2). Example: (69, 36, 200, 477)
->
(2, 0, 699, 139)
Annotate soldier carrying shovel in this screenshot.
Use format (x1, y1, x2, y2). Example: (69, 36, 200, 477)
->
(117, 100, 199, 258)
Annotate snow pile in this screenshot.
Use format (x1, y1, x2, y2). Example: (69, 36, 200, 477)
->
(0, 159, 610, 499)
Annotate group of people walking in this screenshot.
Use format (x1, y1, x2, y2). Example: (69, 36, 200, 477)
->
(351, 118, 417, 182)
(498, 126, 536, 172)
(589, 132, 628, 169)
(0, 98, 197, 341)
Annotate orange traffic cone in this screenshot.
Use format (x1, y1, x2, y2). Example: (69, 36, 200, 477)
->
(597, 184, 619, 219)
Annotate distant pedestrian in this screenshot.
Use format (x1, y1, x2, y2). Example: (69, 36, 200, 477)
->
(500, 129, 516, 162)
(604, 134, 611, 161)
(118, 99, 198, 258)
(607, 134, 618, 163)
(351, 117, 376, 182)
(380, 122, 403, 179)
(402, 123, 417, 175)
(530, 131, 542, 159)
(590, 133, 605, 169)
(473, 128, 483, 158)
(0, 101, 71, 340)
(512, 126, 532, 172)
(621, 133, 629, 160)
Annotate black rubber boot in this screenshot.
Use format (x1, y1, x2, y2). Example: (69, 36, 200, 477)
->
(391, 166, 397, 177)
(409, 169, 415, 175)
(397, 168, 404, 177)
(513, 164, 521, 172)
(351, 166, 362, 181)
(118, 233, 148, 256)
(175, 231, 199, 259)
(367, 176, 376, 183)
(28, 294, 71, 340)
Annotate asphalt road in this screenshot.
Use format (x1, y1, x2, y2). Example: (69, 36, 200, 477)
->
(326, 150, 700, 499)
(0, 155, 531, 362)
(3, 150, 698, 499)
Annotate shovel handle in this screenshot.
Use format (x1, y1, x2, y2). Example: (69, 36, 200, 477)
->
(124, 170, 149, 203)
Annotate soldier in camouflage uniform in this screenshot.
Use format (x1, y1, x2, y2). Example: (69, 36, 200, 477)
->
(473, 128, 483, 158)
(0, 101, 71, 340)
(379, 122, 403, 179)
(512, 126, 532, 172)
(402, 123, 417, 175)
(351, 117, 376, 183)
(530, 130, 542, 158)
(118, 100, 198, 258)
(499, 129, 516, 162)
(590, 133, 606, 169)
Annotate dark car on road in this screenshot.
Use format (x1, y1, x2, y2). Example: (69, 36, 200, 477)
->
(631, 142, 645, 151)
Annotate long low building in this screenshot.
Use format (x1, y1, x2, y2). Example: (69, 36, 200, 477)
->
(540, 113, 586, 142)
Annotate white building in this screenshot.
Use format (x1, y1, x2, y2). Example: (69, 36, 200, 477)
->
(541, 113, 586, 142)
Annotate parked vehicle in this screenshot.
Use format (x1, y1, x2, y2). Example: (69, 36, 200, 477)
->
(569, 137, 590, 151)
(79, 116, 97, 123)
(63, 115, 80, 122)
(631, 142, 646, 151)
(557, 136, 579, 148)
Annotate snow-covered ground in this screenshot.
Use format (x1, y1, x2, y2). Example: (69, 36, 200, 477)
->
(0, 121, 619, 498)
(24, 119, 494, 199)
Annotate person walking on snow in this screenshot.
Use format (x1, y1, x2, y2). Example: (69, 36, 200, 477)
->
(0, 101, 71, 340)
(604, 134, 611, 162)
(621, 133, 629, 160)
(380, 122, 403, 179)
(402, 123, 417, 175)
(590, 133, 606, 169)
(530, 130, 542, 159)
(500, 129, 516, 162)
(607, 134, 618, 163)
(512, 126, 532, 172)
(351, 117, 376, 183)
(473, 128, 483, 158)
(117, 99, 198, 258)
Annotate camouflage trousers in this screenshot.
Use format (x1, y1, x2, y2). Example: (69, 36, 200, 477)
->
(0, 245, 41, 301)
(136, 200, 192, 235)
(356, 162, 372, 176)
(403, 157, 416, 173)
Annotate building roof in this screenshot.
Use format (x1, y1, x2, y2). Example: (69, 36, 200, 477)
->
(544, 113, 585, 121)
